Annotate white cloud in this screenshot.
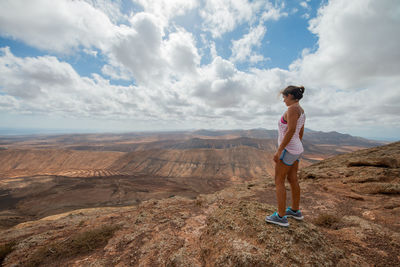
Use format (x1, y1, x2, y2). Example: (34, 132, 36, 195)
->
(299, 1, 311, 19)
(291, 8, 299, 14)
(0, 47, 152, 118)
(291, 0, 400, 90)
(0, 47, 220, 125)
(102, 13, 167, 84)
(0, 0, 116, 54)
(0, 47, 79, 100)
(200, 0, 285, 38)
(163, 28, 201, 75)
(101, 63, 133, 81)
(299, 83, 400, 135)
(300, 2, 309, 9)
(199, 34, 218, 61)
(195, 78, 246, 108)
(261, 8, 288, 22)
(102, 13, 201, 86)
(0, 94, 20, 111)
(83, 0, 128, 24)
(200, 0, 253, 38)
(209, 56, 237, 79)
(286, 0, 400, 133)
(134, 0, 198, 24)
(230, 24, 267, 63)
(191, 57, 288, 117)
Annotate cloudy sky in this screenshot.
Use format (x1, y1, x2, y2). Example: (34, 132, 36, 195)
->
(0, 0, 399, 140)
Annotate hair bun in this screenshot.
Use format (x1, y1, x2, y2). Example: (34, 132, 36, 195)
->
(281, 85, 305, 100)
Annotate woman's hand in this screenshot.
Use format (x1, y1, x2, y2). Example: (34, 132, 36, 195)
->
(273, 149, 282, 163)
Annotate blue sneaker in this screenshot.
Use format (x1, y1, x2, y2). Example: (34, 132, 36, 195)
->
(265, 212, 289, 227)
(285, 207, 304, 220)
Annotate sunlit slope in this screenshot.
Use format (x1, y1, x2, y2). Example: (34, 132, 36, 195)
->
(0, 146, 286, 179)
(108, 146, 277, 179)
(0, 149, 124, 177)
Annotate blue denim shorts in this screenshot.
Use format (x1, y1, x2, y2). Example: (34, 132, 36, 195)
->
(279, 149, 302, 166)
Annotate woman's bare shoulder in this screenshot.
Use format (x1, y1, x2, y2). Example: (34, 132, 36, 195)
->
(288, 105, 302, 114)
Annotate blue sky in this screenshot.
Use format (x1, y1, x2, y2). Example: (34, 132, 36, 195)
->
(0, 0, 399, 141)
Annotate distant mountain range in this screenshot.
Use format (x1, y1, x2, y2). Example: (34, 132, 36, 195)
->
(191, 128, 386, 147)
(0, 128, 386, 149)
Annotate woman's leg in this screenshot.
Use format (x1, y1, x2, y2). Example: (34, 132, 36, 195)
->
(287, 160, 300, 210)
(275, 160, 291, 217)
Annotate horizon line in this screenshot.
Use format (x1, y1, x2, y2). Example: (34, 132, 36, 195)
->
(0, 127, 398, 142)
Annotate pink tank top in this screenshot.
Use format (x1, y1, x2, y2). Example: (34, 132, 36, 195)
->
(278, 112, 306, 154)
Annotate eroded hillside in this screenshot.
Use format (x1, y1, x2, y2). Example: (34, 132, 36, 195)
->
(0, 180, 366, 267)
(0, 149, 124, 178)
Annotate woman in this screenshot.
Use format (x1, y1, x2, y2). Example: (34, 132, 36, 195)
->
(265, 85, 306, 227)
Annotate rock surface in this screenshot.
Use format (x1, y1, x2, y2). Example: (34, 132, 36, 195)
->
(1, 181, 352, 267)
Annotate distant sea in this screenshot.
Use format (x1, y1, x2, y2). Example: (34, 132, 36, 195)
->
(0, 128, 102, 136)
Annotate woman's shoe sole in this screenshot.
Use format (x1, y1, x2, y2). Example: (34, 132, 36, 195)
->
(286, 215, 304, 220)
(265, 218, 289, 227)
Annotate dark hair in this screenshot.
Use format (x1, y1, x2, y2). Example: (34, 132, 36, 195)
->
(281, 85, 305, 100)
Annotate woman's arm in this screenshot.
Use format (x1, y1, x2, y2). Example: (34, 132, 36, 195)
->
(299, 125, 304, 141)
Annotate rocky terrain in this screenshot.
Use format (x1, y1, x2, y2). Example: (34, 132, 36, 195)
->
(0, 141, 399, 266)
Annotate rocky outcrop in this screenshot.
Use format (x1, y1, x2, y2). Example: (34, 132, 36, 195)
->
(1, 180, 358, 267)
(295, 141, 400, 266)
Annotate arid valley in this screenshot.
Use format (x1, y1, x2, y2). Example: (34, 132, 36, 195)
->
(0, 129, 399, 266)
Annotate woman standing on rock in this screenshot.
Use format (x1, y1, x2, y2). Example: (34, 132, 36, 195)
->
(265, 85, 306, 227)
